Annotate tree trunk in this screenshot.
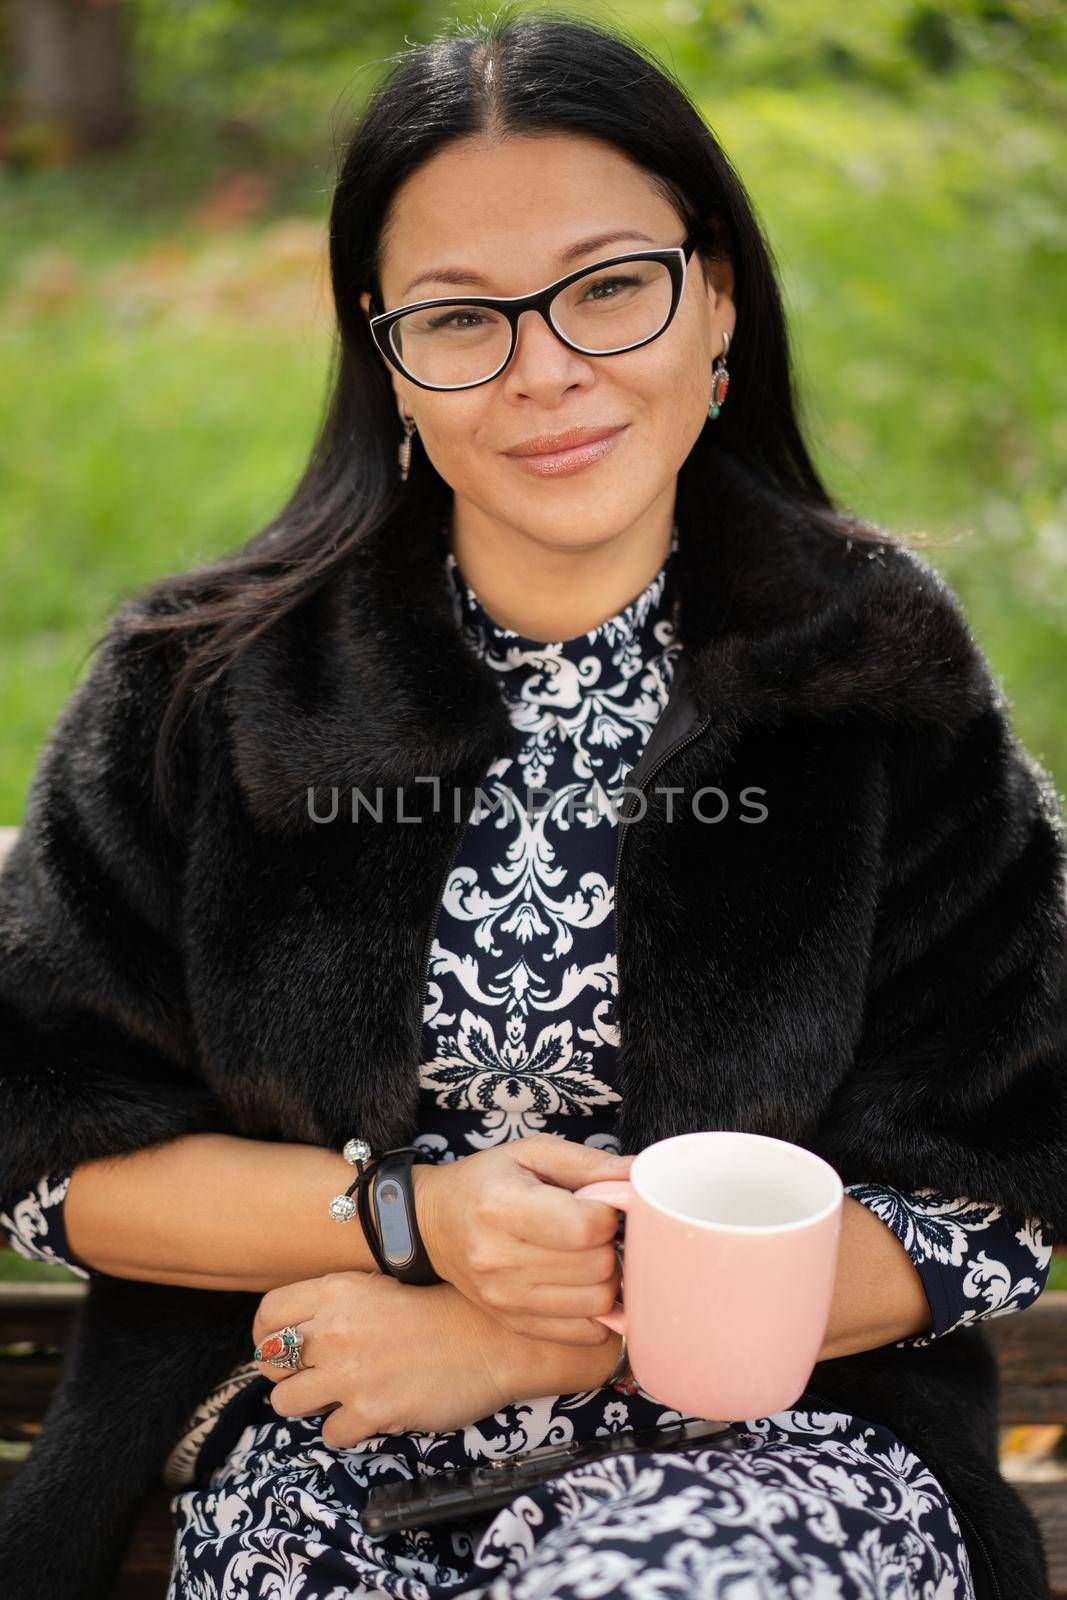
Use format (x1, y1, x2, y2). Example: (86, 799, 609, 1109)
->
(11, 0, 135, 152)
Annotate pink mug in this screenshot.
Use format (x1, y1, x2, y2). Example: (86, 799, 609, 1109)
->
(573, 1131, 844, 1421)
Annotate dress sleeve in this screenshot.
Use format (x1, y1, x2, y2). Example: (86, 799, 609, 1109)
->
(844, 1180, 1052, 1348)
(0, 1170, 96, 1281)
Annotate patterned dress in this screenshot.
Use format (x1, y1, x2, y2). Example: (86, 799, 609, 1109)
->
(2, 526, 1053, 1600)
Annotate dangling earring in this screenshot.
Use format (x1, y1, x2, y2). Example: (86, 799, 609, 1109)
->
(398, 410, 417, 481)
(708, 328, 731, 421)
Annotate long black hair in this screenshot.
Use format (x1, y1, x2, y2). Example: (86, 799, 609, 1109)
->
(104, 5, 901, 823)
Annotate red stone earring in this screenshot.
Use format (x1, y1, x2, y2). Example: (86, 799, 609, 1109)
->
(708, 329, 731, 420)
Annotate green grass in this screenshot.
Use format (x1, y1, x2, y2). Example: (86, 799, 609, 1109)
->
(0, 1251, 80, 1284)
(1, 230, 331, 814)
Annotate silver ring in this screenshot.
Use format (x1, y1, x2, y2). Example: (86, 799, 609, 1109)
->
(253, 1324, 307, 1371)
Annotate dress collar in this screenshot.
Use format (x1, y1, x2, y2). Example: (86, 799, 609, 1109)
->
(443, 525, 680, 710)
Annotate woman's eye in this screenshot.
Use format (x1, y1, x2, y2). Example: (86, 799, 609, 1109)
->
(583, 273, 642, 301)
(427, 310, 487, 331)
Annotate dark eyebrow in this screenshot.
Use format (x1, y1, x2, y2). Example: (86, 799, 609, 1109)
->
(399, 230, 659, 300)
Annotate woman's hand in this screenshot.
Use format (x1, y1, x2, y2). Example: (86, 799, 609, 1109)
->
(251, 1268, 618, 1447)
(413, 1133, 636, 1345)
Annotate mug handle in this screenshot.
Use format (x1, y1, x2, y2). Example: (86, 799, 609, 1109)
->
(572, 1179, 634, 1335)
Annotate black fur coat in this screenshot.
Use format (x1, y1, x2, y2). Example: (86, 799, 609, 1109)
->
(2, 446, 1066, 1599)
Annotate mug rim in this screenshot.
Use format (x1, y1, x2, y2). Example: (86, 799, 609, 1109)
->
(628, 1130, 844, 1234)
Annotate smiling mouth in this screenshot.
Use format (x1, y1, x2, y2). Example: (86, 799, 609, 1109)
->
(505, 424, 627, 457)
(503, 425, 629, 477)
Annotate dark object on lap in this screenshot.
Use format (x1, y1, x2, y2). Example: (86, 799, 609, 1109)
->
(362, 1416, 743, 1534)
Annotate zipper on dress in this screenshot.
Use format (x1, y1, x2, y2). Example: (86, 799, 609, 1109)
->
(941, 1493, 1003, 1600)
(611, 716, 713, 906)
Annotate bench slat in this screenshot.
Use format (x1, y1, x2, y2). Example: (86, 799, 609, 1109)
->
(986, 1296, 1067, 1422)
(0, 1280, 84, 1346)
(0, 1356, 65, 1440)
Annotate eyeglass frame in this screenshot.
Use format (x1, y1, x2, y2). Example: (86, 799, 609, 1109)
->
(367, 230, 702, 392)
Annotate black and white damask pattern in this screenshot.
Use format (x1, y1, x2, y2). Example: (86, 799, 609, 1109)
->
(1, 1172, 93, 1281)
(1, 527, 1053, 1598)
(843, 1184, 1051, 1350)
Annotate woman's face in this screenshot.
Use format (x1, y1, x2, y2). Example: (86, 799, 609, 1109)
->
(359, 131, 734, 549)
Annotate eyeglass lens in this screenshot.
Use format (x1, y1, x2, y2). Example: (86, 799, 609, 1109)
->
(387, 257, 676, 387)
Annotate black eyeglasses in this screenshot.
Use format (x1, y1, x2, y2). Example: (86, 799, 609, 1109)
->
(368, 231, 700, 392)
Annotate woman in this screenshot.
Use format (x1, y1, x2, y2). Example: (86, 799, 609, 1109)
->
(1, 12, 1065, 1600)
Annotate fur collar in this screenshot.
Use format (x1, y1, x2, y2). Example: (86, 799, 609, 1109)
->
(226, 447, 991, 836)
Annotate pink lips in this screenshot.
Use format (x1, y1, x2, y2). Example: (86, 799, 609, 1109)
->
(503, 425, 628, 478)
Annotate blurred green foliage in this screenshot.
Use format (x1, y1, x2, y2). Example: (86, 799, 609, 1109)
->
(0, 1247, 78, 1284)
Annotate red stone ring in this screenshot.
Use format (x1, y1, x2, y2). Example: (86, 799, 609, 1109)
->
(253, 1324, 307, 1371)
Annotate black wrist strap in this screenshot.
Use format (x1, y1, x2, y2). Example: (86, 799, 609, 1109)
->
(356, 1147, 442, 1285)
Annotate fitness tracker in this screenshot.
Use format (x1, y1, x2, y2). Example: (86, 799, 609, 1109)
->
(359, 1147, 442, 1285)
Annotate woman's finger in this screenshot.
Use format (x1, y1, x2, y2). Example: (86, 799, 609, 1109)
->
(488, 1237, 619, 1285)
(491, 1274, 622, 1322)
(504, 1182, 623, 1251)
(506, 1312, 616, 1346)
(267, 1367, 337, 1419)
(252, 1280, 324, 1345)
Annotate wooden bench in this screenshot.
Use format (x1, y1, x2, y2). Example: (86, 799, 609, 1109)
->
(0, 1277, 181, 1599)
(1, 1272, 1065, 1597)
